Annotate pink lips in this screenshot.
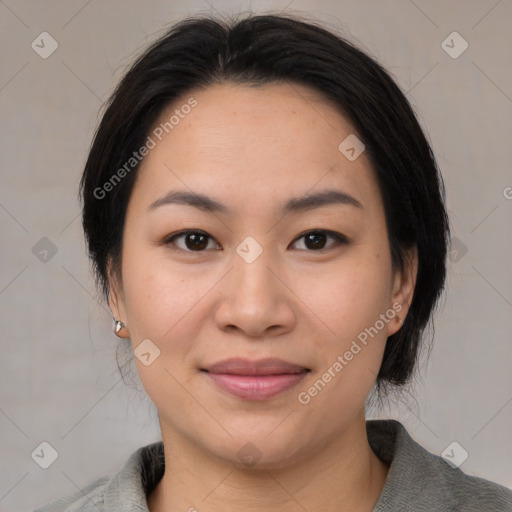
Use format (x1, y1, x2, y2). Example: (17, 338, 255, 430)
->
(202, 358, 309, 401)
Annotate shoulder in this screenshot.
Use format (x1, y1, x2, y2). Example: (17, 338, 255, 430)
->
(33, 442, 165, 512)
(33, 475, 110, 512)
(367, 419, 512, 512)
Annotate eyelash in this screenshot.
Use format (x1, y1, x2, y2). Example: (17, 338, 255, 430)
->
(162, 229, 348, 253)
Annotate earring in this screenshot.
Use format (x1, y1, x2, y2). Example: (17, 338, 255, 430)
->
(113, 318, 130, 338)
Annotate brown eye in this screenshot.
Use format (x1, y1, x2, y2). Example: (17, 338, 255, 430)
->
(165, 230, 220, 252)
(184, 232, 209, 250)
(304, 232, 328, 250)
(291, 230, 347, 251)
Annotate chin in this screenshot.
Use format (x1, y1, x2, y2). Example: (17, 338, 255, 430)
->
(204, 426, 311, 471)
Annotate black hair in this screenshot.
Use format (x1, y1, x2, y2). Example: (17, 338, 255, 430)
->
(79, 13, 449, 398)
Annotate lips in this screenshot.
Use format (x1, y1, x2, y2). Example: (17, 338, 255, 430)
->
(201, 358, 310, 400)
(203, 357, 309, 375)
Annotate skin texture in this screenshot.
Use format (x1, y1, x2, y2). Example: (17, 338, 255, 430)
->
(109, 82, 418, 512)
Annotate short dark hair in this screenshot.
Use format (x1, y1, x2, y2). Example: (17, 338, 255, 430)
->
(79, 13, 449, 397)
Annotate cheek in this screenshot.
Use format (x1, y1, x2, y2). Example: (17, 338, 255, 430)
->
(308, 252, 393, 340)
(125, 274, 198, 341)
(121, 263, 206, 404)
(303, 248, 392, 398)
(119, 243, 204, 349)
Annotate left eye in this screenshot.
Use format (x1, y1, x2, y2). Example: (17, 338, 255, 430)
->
(165, 230, 221, 252)
(291, 230, 347, 251)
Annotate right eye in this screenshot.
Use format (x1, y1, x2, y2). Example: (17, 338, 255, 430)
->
(163, 230, 222, 252)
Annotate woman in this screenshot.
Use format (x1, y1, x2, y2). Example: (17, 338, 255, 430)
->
(35, 12, 512, 512)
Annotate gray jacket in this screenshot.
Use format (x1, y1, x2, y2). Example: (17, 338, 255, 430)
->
(34, 419, 512, 511)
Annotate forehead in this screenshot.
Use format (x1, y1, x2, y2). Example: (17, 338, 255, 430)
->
(131, 82, 380, 214)
(160, 81, 351, 157)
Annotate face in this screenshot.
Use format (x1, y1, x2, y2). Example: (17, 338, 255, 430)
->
(109, 82, 416, 468)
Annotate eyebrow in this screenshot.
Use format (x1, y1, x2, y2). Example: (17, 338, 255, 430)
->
(147, 188, 363, 214)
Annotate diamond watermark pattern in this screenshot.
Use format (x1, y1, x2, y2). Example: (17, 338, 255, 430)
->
(31, 32, 59, 59)
(441, 32, 468, 59)
(236, 442, 263, 467)
(441, 441, 469, 468)
(236, 236, 263, 264)
(31, 441, 59, 469)
(134, 338, 161, 366)
(338, 134, 365, 161)
(32, 237, 58, 263)
(449, 236, 468, 263)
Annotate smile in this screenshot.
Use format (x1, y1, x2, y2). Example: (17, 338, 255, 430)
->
(201, 357, 310, 400)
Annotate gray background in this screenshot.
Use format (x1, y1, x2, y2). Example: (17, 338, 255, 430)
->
(1, 0, 511, 510)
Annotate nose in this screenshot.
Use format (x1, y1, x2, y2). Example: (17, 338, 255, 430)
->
(214, 247, 297, 339)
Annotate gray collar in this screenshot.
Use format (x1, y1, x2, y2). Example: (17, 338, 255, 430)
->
(98, 419, 512, 512)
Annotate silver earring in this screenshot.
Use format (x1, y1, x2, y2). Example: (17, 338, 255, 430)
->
(113, 318, 129, 338)
(115, 320, 125, 333)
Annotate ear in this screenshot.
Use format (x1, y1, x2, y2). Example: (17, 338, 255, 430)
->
(386, 246, 418, 337)
(106, 257, 127, 323)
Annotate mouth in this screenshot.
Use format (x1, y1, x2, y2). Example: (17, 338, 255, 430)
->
(200, 358, 311, 400)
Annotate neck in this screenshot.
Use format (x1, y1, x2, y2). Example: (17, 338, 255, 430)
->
(148, 414, 388, 512)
